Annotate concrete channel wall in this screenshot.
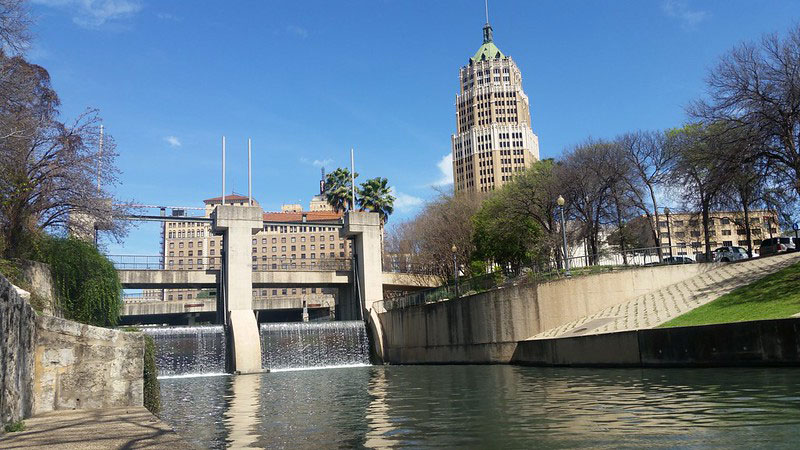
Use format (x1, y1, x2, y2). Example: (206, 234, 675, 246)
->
(378, 263, 715, 364)
(512, 318, 800, 367)
(1, 274, 144, 427)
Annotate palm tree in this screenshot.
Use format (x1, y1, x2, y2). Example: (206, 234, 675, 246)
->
(357, 177, 395, 223)
(324, 168, 357, 212)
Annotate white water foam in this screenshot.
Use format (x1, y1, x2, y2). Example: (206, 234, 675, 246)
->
(158, 372, 230, 380)
(268, 363, 371, 373)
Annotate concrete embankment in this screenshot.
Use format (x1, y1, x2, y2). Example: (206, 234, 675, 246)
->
(377, 263, 715, 364)
(512, 317, 800, 367)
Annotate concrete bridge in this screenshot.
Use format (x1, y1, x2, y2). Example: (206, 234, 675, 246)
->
(118, 268, 437, 290)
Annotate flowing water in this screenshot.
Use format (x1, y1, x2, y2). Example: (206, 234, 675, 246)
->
(142, 325, 226, 377)
(259, 321, 370, 371)
(159, 365, 800, 448)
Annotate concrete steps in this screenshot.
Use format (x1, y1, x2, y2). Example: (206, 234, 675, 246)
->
(531, 252, 800, 340)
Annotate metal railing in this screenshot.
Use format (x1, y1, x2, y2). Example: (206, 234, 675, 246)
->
(252, 257, 352, 272)
(375, 244, 724, 312)
(381, 258, 439, 275)
(107, 254, 220, 271)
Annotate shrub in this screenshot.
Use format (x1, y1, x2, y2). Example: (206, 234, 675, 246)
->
(142, 334, 161, 416)
(3, 421, 25, 433)
(39, 237, 121, 327)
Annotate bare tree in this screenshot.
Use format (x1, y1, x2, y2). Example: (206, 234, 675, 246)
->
(0, 0, 31, 54)
(690, 24, 800, 196)
(669, 123, 728, 261)
(384, 191, 482, 280)
(560, 140, 618, 265)
(0, 53, 129, 258)
(617, 130, 676, 258)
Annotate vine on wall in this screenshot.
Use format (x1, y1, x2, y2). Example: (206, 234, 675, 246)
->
(39, 237, 122, 327)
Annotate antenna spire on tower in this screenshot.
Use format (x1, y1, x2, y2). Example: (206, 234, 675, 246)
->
(485, 0, 489, 24)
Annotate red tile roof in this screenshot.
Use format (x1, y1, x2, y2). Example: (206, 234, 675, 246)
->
(262, 211, 343, 223)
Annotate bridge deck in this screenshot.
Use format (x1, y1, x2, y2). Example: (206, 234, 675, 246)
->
(118, 269, 439, 290)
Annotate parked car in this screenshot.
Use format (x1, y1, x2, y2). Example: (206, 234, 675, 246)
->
(758, 237, 796, 256)
(663, 256, 695, 265)
(713, 246, 749, 262)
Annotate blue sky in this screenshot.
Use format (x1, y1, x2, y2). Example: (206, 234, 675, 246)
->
(27, 0, 800, 254)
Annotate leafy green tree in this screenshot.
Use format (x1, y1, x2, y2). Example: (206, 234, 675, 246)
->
(357, 177, 395, 223)
(472, 189, 541, 275)
(324, 168, 357, 213)
(39, 237, 122, 327)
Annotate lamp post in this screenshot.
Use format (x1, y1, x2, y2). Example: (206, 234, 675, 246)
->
(557, 195, 571, 277)
(664, 207, 673, 258)
(451, 244, 459, 298)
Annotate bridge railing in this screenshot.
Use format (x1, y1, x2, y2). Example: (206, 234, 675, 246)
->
(252, 258, 352, 272)
(107, 254, 220, 271)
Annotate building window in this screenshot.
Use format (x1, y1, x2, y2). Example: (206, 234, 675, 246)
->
(722, 230, 732, 236)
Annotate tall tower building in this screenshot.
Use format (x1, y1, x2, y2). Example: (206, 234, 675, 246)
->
(451, 17, 540, 194)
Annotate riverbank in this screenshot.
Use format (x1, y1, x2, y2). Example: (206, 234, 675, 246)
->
(0, 407, 192, 449)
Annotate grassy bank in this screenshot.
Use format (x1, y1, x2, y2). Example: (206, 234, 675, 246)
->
(661, 261, 800, 327)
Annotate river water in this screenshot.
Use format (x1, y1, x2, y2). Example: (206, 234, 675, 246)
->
(159, 365, 800, 448)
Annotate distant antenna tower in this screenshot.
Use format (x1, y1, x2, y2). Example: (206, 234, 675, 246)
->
(485, 0, 490, 23)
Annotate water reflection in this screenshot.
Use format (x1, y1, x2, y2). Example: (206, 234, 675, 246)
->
(159, 366, 800, 449)
(223, 374, 261, 449)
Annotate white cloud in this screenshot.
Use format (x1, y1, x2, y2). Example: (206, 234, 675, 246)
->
(432, 153, 453, 186)
(33, 0, 142, 28)
(164, 136, 181, 148)
(661, 0, 709, 28)
(390, 187, 423, 213)
(285, 25, 309, 38)
(300, 157, 333, 168)
(156, 12, 179, 21)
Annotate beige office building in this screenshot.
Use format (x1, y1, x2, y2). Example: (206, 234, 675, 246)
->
(451, 20, 540, 194)
(151, 194, 351, 306)
(657, 210, 780, 258)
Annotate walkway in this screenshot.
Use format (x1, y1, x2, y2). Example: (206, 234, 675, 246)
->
(533, 252, 800, 339)
(0, 407, 192, 450)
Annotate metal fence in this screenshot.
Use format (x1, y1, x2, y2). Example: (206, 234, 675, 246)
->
(375, 245, 716, 312)
(107, 254, 220, 271)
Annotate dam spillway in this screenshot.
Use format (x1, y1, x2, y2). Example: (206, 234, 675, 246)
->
(259, 321, 370, 371)
(142, 325, 226, 377)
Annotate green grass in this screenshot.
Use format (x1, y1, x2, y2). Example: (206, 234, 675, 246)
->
(3, 421, 25, 433)
(660, 262, 800, 328)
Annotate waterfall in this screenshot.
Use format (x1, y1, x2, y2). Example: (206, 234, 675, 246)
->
(142, 325, 226, 378)
(260, 321, 370, 371)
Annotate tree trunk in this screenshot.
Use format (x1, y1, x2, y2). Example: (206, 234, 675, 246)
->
(743, 204, 752, 258)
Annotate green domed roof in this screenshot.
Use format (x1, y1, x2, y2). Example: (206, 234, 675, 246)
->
(471, 42, 504, 62)
(470, 23, 505, 62)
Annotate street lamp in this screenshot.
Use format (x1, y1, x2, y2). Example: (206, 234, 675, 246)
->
(557, 195, 571, 277)
(451, 244, 459, 298)
(664, 207, 673, 258)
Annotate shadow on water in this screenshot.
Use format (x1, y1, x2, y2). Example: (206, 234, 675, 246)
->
(159, 365, 800, 449)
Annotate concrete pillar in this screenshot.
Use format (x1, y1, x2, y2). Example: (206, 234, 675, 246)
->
(340, 211, 384, 318)
(212, 205, 263, 374)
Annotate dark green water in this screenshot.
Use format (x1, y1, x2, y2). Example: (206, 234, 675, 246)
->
(159, 365, 800, 449)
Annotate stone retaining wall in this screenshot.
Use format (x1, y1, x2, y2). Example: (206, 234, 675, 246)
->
(1, 274, 144, 426)
(0, 275, 36, 427)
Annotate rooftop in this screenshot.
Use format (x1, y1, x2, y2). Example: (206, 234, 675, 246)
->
(470, 23, 505, 62)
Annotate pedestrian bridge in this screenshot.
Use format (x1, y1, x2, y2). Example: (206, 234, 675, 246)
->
(115, 266, 438, 290)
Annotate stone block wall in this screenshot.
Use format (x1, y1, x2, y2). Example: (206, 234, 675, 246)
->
(0, 275, 36, 427)
(33, 316, 144, 414)
(1, 273, 144, 425)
